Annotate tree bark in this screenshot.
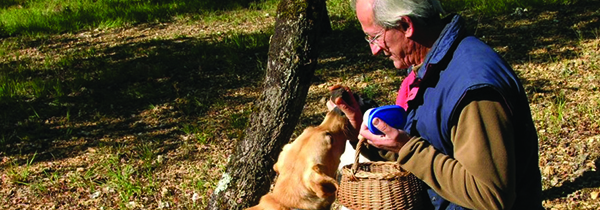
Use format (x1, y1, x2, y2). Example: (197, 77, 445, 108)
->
(206, 0, 331, 209)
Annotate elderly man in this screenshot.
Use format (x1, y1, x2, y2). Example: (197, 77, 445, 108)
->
(331, 0, 544, 209)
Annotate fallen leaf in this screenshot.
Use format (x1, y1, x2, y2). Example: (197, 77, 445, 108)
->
(591, 191, 599, 200)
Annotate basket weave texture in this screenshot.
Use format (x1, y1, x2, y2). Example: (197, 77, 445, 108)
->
(337, 137, 424, 209)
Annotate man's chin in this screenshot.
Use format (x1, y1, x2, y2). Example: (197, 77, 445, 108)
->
(393, 60, 409, 69)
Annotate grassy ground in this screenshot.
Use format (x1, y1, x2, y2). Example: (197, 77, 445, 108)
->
(1, 0, 599, 209)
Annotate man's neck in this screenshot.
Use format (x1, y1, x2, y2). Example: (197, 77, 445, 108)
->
(418, 23, 445, 48)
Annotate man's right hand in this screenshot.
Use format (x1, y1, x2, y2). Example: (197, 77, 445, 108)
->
(328, 85, 363, 133)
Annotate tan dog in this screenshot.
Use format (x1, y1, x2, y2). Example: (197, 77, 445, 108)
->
(247, 89, 359, 210)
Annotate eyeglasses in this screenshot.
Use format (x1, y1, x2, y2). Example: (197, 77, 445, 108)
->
(364, 29, 385, 46)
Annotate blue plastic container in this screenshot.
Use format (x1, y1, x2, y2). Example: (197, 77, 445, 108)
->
(365, 105, 407, 135)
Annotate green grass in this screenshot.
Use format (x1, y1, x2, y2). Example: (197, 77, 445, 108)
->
(549, 90, 567, 134)
(0, 0, 580, 37)
(0, 0, 279, 36)
(442, 0, 578, 14)
(105, 155, 142, 204)
(361, 84, 380, 100)
(6, 152, 37, 185)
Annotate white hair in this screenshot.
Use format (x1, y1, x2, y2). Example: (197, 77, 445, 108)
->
(351, 0, 446, 28)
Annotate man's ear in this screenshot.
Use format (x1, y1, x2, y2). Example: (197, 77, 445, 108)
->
(399, 16, 414, 38)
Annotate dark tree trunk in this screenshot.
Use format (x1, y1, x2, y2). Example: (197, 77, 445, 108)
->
(206, 0, 331, 209)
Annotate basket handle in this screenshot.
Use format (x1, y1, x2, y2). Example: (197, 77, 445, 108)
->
(350, 135, 368, 174)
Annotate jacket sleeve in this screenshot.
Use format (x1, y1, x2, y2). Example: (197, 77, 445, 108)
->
(397, 91, 517, 210)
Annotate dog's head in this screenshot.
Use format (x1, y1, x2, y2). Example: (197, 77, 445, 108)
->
(273, 108, 355, 180)
(248, 87, 378, 210)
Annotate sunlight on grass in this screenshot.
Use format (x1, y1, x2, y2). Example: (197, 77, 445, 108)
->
(442, 0, 578, 14)
(6, 152, 37, 185)
(0, 0, 280, 36)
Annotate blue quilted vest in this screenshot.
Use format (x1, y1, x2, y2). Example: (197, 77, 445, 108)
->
(404, 15, 542, 210)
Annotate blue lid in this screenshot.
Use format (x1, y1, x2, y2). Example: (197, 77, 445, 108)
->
(367, 105, 407, 135)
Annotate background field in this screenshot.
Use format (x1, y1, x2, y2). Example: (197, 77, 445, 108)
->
(1, 0, 599, 209)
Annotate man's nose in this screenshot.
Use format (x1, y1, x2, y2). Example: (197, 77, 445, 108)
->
(370, 43, 382, 55)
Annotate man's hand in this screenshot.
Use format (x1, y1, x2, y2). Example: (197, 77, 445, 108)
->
(328, 85, 363, 132)
(359, 118, 411, 153)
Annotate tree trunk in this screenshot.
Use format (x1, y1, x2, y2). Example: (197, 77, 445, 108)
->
(206, 0, 331, 209)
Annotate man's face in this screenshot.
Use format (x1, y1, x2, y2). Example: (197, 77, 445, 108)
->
(356, 0, 416, 69)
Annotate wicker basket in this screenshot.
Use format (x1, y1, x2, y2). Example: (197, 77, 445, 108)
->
(337, 137, 424, 209)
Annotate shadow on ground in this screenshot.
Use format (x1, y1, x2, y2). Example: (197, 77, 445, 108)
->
(542, 158, 600, 200)
(464, 0, 599, 65)
(0, 31, 270, 165)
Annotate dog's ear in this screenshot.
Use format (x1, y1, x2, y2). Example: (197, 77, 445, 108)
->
(273, 162, 279, 173)
(356, 93, 379, 114)
(304, 164, 339, 198)
(273, 143, 292, 173)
